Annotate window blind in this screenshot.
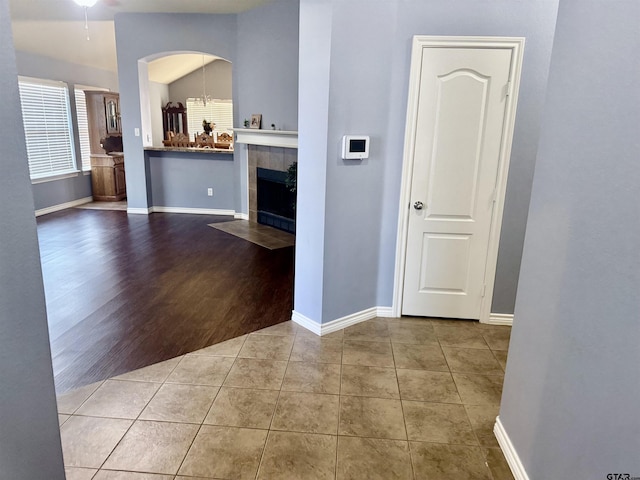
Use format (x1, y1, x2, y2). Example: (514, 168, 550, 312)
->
(74, 89, 91, 171)
(18, 78, 77, 179)
(186, 98, 233, 138)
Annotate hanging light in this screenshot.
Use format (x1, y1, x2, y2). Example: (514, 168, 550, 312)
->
(195, 55, 213, 107)
(73, 0, 99, 40)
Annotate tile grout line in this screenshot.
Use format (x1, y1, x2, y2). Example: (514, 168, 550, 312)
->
(389, 323, 417, 480)
(92, 356, 187, 475)
(254, 325, 298, 480)
(173, 333, 251, 478)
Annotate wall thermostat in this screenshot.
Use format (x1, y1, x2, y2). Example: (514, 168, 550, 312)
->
(342, 135, 370, 160)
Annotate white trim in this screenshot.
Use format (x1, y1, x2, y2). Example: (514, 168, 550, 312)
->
(235, 129, 298, 149)
(127, 207, 152, 215)
(292, 306, 393, 336)
(150, 207, 235, 216)
(487, 313, 514, 326)
(31, 171, 81, 185)
(35, 196, 92, 217)
(392, 36, 526, 323)
(376, 306, 394, 318)
(291, 310, 321, 336)
(234, 212, 249, 220)
(494, 416, 530, 480)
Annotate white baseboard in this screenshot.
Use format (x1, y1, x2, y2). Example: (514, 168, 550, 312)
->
(488, 313, 514, 326)
(292, 306, 394, 336)
(494, 416, 529, 480)
(234, 212, 249, 220)
(376, 306, 394, 318)
(151, 207, 235, 216)
(291, 310, 321, 335)
(35, 196, 92, 217)
(127, 207, 152, 215)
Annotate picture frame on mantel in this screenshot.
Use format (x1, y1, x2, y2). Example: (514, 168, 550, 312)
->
(250, 114, 262, 129)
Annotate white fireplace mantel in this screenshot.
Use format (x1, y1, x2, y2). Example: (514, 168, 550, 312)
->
(235, 129, 298, 149)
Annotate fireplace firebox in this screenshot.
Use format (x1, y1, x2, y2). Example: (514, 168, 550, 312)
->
(256, 167, 296, 234)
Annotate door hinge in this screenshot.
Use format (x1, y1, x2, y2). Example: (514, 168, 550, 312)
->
(481, 284, 486, 298)
(492, 187, 498, 204)
(505, 81, 512, 97)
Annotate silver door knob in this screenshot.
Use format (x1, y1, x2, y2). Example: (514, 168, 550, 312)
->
(413, 201, 424, 210)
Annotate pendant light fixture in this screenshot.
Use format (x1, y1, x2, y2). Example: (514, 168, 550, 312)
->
(197, 55, 212, 107)
(73, 0, 99, 41)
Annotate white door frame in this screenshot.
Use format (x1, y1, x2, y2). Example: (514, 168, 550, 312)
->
(391, 36, 525, 323)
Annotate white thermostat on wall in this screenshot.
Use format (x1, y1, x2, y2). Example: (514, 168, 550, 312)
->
(341, 135, 370, 160)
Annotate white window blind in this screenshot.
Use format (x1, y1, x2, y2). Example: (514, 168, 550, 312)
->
(74, 89, 91, 171)
(18, 77, 77, 180)
(186, 98, 233, 138)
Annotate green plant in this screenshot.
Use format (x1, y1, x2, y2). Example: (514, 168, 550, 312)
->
(285, 161, 297, 196)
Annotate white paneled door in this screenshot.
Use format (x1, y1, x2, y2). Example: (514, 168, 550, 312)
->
(402, 43, 516, 319)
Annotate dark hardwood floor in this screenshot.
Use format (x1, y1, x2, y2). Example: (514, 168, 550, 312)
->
(37, 209, 294, 393)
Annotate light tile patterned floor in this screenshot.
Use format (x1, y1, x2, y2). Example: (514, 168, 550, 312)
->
(208, 220, 295, 250)
(58, 317, 514, 480)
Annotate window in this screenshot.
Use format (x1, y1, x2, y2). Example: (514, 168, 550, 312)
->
(18, 77, 77, 180)
(74, 89, 91, 171)
(186, 98, 233, 138)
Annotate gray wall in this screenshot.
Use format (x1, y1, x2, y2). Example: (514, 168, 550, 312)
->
(295, 0, 559, 323)
(149, 80, 170, 146)
(294, 0, 332, 323)
(168, 59, 233, 106)
(0, 0, 65, 477)
(147, 151, 236, 210)
(115, 0, 299, 213)
(499, 1, 640, 478)
(236, 0, 299, 132)
(15, 50, 118, 210)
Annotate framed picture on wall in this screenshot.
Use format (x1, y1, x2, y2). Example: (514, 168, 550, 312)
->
(250, 114, 262, 129)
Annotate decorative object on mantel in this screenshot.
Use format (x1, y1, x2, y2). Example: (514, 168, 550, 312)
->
(202, 119, 214, 135)
(271, 123, 276, 130)
(244, 119, 250, 128)
(250, 114, 262, 129)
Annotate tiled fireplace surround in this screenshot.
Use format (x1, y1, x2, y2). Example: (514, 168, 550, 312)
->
(248, 145, 298, 223)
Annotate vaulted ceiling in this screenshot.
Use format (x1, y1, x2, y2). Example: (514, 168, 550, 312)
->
(9, 0, 273, 77)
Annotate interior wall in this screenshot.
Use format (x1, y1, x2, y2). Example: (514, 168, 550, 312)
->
(148, 80, 169, 146)
(168, 59, 232, 106)
(146, 151, 235, 210)
(296, 0, 559, 323)
(294, 0, 332, 323)
(115, 12, 238, 209)
(115, 0, 299, 214)
(499, 0, 640, 477)
(14, 51, 118, 210)
(0, 0, 66, 476)
(236, 0, 299, 132)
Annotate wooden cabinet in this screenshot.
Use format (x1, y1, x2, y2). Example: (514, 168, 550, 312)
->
(85, 91, 125, 201)
(90, 154, 126, 201)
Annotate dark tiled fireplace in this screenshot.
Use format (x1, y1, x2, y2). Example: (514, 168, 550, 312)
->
(257, 168, 295, 233)
(248, 145, 297, 234)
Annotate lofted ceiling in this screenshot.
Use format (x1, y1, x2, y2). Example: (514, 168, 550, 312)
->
(9, 0, 273, 76)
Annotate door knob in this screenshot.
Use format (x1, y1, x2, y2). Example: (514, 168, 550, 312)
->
(413, 201, 424, 210)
